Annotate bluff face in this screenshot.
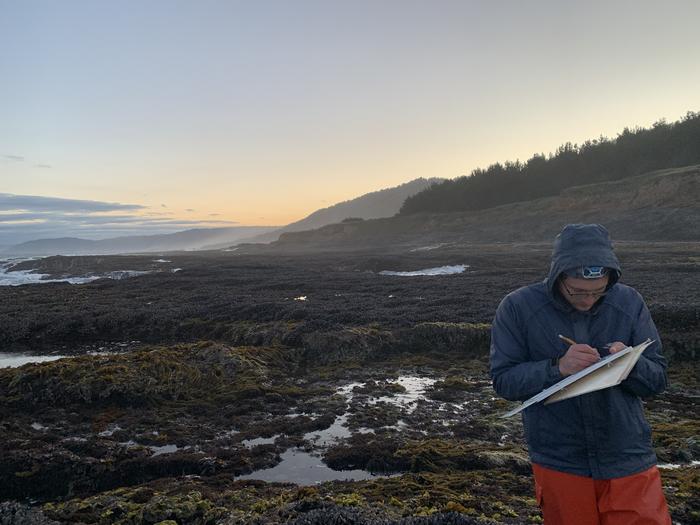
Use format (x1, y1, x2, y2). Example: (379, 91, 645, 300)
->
(265, 165, 700, 252)
(240, 177, 444, 245)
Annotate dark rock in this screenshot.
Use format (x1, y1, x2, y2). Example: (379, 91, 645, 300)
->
(0, 501, 59, 525)
(289, 505, 486, 525)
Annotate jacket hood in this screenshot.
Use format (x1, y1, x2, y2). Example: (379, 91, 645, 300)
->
(546, 224, 621, 296)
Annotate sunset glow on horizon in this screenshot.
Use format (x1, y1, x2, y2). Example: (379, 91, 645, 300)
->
(2, 0, 699, 243)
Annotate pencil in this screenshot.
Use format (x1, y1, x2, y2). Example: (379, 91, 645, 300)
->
(558, 334, 577, 346)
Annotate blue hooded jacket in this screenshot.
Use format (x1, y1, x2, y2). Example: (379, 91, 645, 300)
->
(490, 224, 667, 479)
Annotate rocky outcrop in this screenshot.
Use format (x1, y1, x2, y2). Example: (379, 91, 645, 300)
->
(0, 501, 59, 525)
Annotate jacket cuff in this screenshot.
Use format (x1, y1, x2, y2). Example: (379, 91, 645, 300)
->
(547, 358, 563, 382)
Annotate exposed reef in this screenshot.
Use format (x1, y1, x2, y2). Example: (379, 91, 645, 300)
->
(1, 336, 697, 523)
(1, 243, 698, 523)
(1, 243, 697, 359)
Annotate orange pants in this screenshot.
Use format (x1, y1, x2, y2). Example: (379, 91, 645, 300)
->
(532, 463, 671, 525)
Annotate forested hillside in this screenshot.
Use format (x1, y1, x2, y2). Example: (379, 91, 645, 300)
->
(400, 111, 700, 214)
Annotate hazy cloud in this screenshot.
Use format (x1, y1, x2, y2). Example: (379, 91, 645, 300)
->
(0, 193, 238, 246)
(3, 155, 51, 168)
(0, 212, 205, 226)
(0, 193, 143, 213)
(186, 208, 195, 212)
(0, 213, 48, 222)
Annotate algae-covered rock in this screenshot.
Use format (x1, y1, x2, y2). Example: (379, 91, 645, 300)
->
(396, 323, 491, 357)
(298, 323, 491, 366)
(324, 434, 409, 473)
(44, 488, 228, 525)
(33, 463, 541, 523)
(288, 505, 486, 524)
(0, 305, 696, 523)
(393, 439, 530, 474)
(301, 326, 397, 365)
(0, 342, 293, 409)
(0, 501, 59, 525)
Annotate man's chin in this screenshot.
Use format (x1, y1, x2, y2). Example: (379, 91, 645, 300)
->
(574, 304, 594, 312)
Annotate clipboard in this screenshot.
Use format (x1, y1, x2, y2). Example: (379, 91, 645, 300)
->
(500, 339, 654, 418)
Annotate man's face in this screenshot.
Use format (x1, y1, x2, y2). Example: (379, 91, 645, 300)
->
(558, 275, 610, 312)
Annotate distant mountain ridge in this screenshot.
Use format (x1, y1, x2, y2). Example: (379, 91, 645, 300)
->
(259, 165, 700, 251)
(240, 177, 444, 244)
(3, 178, 444, 256)
(2, 226, 277, 256)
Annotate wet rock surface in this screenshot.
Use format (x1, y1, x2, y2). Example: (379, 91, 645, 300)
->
(0, 243, 698, 524)
(0, 501, 59, 525)
(1, 242, 697, 356)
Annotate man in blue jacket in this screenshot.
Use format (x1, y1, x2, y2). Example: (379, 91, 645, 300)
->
(490, 224, 671, 524)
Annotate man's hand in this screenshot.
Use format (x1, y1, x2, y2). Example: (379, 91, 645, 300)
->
(558, 344, 600, 376)
(607, 341, 627, 354)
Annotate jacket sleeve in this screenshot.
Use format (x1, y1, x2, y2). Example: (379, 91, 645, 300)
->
(620, 297, 668, 398)
(490, 295, 562, 401)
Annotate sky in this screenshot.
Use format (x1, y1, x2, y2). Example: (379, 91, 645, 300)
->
(1, 0, 699, 245)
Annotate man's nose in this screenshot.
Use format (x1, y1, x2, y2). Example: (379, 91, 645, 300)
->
(582, 295, 597, 305)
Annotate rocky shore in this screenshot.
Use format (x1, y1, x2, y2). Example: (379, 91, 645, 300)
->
(1, 243, 698, 524)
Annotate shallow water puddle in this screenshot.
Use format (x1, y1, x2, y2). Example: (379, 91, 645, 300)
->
(0, 353, 67, 368)
(304, 414, 353, 446)
(658, 460, 700, 469)
(98, 425, 123, 437)
(118, 441, 190, 456)
(237, 376, 438, 484)
(315, 376, 437, 441)
(242, 435, 280, 447)
(369, 376, 437, 413)
(237, 448, 380, 484)
(150, 444, 185, 456)
(336, 382, 364, 398)
(215, 428, 240, 439)
(0, 350, 123, 369)
(379, 264, 469, 276)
